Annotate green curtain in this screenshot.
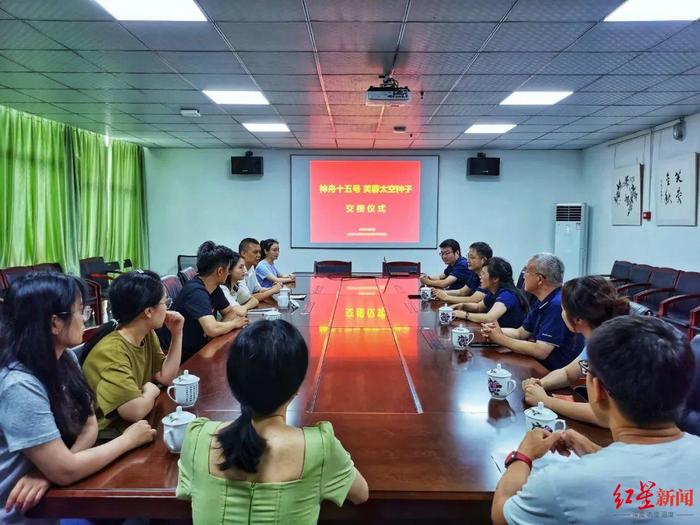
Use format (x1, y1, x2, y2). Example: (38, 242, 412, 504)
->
(0, 106, 80, 274)
(0, 104, 149, 274)
(71, 128, 149, 268)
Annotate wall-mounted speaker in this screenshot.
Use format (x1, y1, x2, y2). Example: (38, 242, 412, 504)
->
(468, 156, 500, 176)
(231, 151, 263, 175)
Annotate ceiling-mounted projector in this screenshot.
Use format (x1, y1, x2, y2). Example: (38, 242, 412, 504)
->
(365, 76, 411, 106)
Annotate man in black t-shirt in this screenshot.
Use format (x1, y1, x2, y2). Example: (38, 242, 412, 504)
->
(172, 241, 248, 362)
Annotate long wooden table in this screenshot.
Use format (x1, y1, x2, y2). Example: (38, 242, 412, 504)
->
(32, 275, 611, 523)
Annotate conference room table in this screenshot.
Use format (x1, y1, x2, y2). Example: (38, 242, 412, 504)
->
(32, 274, 611, 523)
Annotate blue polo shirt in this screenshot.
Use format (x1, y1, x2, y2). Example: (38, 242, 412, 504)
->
(444, 256, 478, 291)
(483, 288, 526, 329)
(522, 287, 584, 370)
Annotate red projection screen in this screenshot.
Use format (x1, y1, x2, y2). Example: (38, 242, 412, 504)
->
(290, 155, 439, 249)
(310, 160, 420, 243)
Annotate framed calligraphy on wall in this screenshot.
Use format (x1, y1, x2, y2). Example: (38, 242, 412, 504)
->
(612, 164, 643, 226)
(655, 154, 698, 226)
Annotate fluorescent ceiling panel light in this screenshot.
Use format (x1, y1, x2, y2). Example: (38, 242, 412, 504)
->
(500, 91, 573, 105)
(95, 0, 206, 21)
(243, 123, 290, 133)
(604, 0, 700, 21)
(465, 124, 517, 134)
(203, 90, 269, 105)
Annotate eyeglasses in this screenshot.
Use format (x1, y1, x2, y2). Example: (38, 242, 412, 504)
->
(161, 298, 173, 309)
(578, 359, 590, 377)
(58, 305, 93, 322)
(439, 250, 454, 257)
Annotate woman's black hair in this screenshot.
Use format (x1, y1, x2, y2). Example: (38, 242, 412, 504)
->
(0, 272, 95, 447)
(80, 270, 164, 364)
(196, 240, 235, 276)
(223, 251, 242, 290)
(561, 276, 629, 329)
(217, 319, 308, 473)
(484, 257, 530, 313)
(259, 238, 279, 259)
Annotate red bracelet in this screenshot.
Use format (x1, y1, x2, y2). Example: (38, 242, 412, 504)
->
(504, 450, 533, 470)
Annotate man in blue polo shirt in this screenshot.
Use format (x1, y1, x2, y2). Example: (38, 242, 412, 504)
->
(420, 238, 476, 291)
(435, 241, 492, 304)
(482, 253, 583, 370)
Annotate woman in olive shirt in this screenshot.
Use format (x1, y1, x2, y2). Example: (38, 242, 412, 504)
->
(82, 270, 184, 436)
(177, 320, 368, 524)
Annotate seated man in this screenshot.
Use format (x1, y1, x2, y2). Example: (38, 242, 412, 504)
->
(420, 238, 476, 291)
(492, 316, 700, 525)
(237, 237, 281, 303)
(173, 241, 248, 362)
(678, 335, 700, 436)
(435, 241, 492, 305)
(482, 253, 582, 370)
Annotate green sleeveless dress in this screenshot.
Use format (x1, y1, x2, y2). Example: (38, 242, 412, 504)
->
(176, 418, 357, 524)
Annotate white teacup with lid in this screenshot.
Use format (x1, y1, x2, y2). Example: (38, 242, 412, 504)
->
(264, 309, 281, 321)
(438, 304, 453, 325)
(487, 363, 516, 399)
(451, 325, 474, 350)
(166, 369, 200, 407)
(524, 401, 567, 433)
(162, 406, 195, 454)
(420, 285, 432, 301)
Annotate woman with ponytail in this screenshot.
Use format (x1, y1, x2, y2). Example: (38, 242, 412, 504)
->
(452, 256, 528, 328)
(0, 273, 155, 522)
(177, 320, 368, 523)
(522, 275, 629, 427)
(256, 238, 295, 288)
(82, 270, 184, 437)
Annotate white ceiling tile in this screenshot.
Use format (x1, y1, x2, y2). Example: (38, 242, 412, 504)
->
(0, 72, 69, 88)
(409, 0, 515, 22)
(469, 53, 556, 74)
(1, 50, 101, 72)
(455, 74, 528, 91)
(644, 105, 700, 117)
(0, 20, 64, 49)
(326, 92, 365, 104)
(182, 74, 256, 92)
(485, 23, 592, 52)
(436, 104, 496, 116)
(266, 91, 327, 104)
(157, 51, 245, 74)
(123, 22, 229, 51)
(319, 52, 393, 74)
(581, 75, 669, 92)
(308, 0, 408, 22)
(45, 72, 132, 89)
(4, 102, 68, 114)
(0, 88, 38, 102)
(110, 102, 173, 114)
(401, 23, 497, 52)
(0, 0, 114, 20)
(506, 0, 625, 21)
(652, 22, 700, 52)
(647, 75, 700, 92)
(539, 52, 636, 74)
(613, 52, 700, 75)
(140, 90, 211, 104)
(334, 115, 377, 125)
(0, 55, 27, 71)
(115, 73, 194, 90)
(219, 23, 312, 51)
(78, 51, 171, 73)
(621, 115, 675, 126)
(540, 105, 604, 116)
(198, 0, 306, 22)
(568, 22, 687, 52)
(560, 92, 629, 105)
(313, 22, 400, 52)
(410, 139, 453, 147)
(525, 115, 581, 124)
(443, 92, 507, 104)
(52, 102, 114, 114)
(394, 52, 476, 74)
(79, 89, 146, 103)
(509, 124, 559, 133)
(239, 52, 317, 74)
(519, 75, 600, 91)
(23, 89, 97, 103)
(593, 105, 661, 116)
(255, 75, 321, 91)
(274, 104, 328, 115)
(539, 132, 588, 141)
(29, 21, 146, 50)
(622, 92, 695, 105)
(222, 105, 279, 116)
(336, 139, 374, 148)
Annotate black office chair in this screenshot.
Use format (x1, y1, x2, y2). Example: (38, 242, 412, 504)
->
(178, 255, 197, 272)
(314, 260, 352, 276)
(382, 261, 421, 276)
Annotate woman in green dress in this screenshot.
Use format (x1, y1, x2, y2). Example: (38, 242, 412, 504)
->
(177, 319, 368, 524)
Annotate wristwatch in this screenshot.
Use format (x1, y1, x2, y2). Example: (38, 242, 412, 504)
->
(504, 450, 533, 470)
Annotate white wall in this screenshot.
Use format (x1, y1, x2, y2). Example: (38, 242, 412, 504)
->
(145, 148, 585, 276)
(582, 112, 700, 274)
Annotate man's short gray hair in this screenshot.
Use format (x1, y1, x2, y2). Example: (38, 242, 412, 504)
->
(530, 253, 564, 285)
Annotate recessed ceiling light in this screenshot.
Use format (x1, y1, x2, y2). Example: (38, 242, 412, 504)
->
(243, 123, 290, 133)
(203, 91, 269, 105)
(465, 124, 517, 134)
(604, 0, 700, 21)
(94, 0, 206, 21)
(499, 91, 573, 105)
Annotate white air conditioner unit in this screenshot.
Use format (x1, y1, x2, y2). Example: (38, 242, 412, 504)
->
(554, 203, 589, 279)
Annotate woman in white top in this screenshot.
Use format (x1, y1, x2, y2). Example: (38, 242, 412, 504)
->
(221, 251, 259, 313)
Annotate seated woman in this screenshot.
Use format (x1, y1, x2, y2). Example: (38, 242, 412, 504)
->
(256, 238, 295, 288)
(521, 275, 628, 427)
(0, 272, 155, 521)
(220, 250, 259, 313)
(177, 319, 369, 524)
(81, 270, 184, 437)
(451, 257, 528, 329)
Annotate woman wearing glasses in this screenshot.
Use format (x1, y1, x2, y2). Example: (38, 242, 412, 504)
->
(0, 272, 155, 521)
(521, 275, 628, 426)
(81, 270, 184, 438)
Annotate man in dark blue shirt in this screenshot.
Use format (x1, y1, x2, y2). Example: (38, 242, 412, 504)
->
(435, 241, 492, 304)
(420, 238, 475, 291)
(482, 253, 583, 370)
